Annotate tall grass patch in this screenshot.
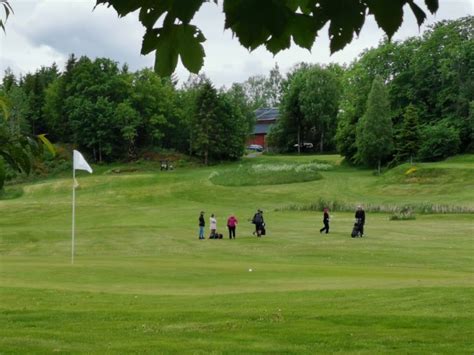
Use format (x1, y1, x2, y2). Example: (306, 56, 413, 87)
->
(210, 162, 331, 186)
(279, 197, 474, 214)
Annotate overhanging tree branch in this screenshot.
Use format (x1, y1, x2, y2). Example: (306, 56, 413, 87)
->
(97, 0, 439, 76)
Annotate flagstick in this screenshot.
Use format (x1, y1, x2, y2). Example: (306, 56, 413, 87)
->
(71, 166, 76, 265)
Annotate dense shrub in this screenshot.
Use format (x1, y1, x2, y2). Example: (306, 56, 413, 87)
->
(418, 120, 461, 161)
(389, 207, 416, 220)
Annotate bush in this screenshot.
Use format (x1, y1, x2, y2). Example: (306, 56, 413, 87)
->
(389, 207, 416, 220)
(418, 120, 461, 161)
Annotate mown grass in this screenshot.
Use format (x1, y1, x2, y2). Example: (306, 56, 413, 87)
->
(0, 154, 473, 353)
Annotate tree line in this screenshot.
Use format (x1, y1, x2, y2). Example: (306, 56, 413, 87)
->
(0, 16, 472, 188)
(0, 56, 258, 165)
(272, 16, 473, 169)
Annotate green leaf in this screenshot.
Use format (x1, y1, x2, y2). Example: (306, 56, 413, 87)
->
(325, 0, 366, 53)
(169, 0, 206, 24)
(147, 24, 206, 76)
(139, 6, 168, 29)
(95, 0, 143, 17)
(0, 0, 13, 33)
(178, 25, 206, 73)
(154, 36, 179, 77)
(298, 0, 317, 15)
(1, 0, 13, 17)
(408, 1, 426, 27)
(266, 33, 291, 55)
(224, 0, 291, 51)
(424, 0, 439, 13)
(367, 0, 405, 39)
(224, 0, 271, 50)
(37, 134, 56, 157)
(141, 28, 160, 55)
(290, 14, 321, 49)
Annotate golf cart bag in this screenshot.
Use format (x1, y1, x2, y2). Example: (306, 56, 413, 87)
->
(351, 219, 363, 238)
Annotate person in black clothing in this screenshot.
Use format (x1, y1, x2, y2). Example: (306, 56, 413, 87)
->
(355, 205, 366, 236)
(198, 211, 205, 240)
(252, 209, 265, 237)
(319, 208, 330, 234)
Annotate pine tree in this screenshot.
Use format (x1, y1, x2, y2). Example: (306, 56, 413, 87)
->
(356, 75, 393, 173)
(395, 104, 420, 164)
(193, 81, 219, 165)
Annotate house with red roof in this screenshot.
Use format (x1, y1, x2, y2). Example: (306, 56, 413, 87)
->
(247, 107, 279, 148)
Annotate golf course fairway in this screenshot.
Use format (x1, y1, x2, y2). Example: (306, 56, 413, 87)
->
(1, 154, 473, 353)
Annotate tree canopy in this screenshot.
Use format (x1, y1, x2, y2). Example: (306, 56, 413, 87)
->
(96, 0, 439, 76)
(269, 64, 342, 153)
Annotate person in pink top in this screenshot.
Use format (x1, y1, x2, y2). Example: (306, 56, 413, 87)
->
(227, 215, 238, 239)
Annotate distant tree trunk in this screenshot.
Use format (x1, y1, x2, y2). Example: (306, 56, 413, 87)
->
(297, 125, 301, 154)
(320, 129, 324, 153)
(189, 131, 193, 156)
(378, 159, 381, 175)
(93, 147, 97, 162)
(99, 141, 103, 163)
(128, 139, 136, 161)
(204, 149, 208, 165)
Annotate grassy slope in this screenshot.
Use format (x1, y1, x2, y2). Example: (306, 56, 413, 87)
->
(0, 155, 473, 353)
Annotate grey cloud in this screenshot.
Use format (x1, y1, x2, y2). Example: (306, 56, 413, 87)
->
(16, 1, 153, 71)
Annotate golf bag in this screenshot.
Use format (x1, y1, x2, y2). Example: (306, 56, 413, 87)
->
(209, 232, 223, 239)
(351, 219, 363, 238)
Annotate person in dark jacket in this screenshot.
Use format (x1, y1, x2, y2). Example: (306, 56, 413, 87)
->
(252, 209, 264, 237)
(198, 211, 205, 240)
(355, 205, 366, 236)
(319, 208, 330, 234)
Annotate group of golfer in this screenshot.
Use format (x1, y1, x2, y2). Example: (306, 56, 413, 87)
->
(198, 206, 365, 239)
(319, 205, 366, 237)
(198, 209, 265, 240)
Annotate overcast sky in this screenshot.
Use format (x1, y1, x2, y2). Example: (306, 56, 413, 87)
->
(0, 0, 472, 88)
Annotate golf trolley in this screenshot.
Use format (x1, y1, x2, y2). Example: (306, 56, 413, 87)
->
(351, 218, 364, 238)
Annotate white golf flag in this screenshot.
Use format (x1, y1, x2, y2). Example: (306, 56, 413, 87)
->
(73, 150, 93, 174)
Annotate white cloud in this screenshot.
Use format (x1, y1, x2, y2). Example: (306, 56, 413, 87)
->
(0, 0, 472, 86)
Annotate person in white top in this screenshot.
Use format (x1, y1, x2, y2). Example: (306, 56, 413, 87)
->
(209, 214, 217, 238)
